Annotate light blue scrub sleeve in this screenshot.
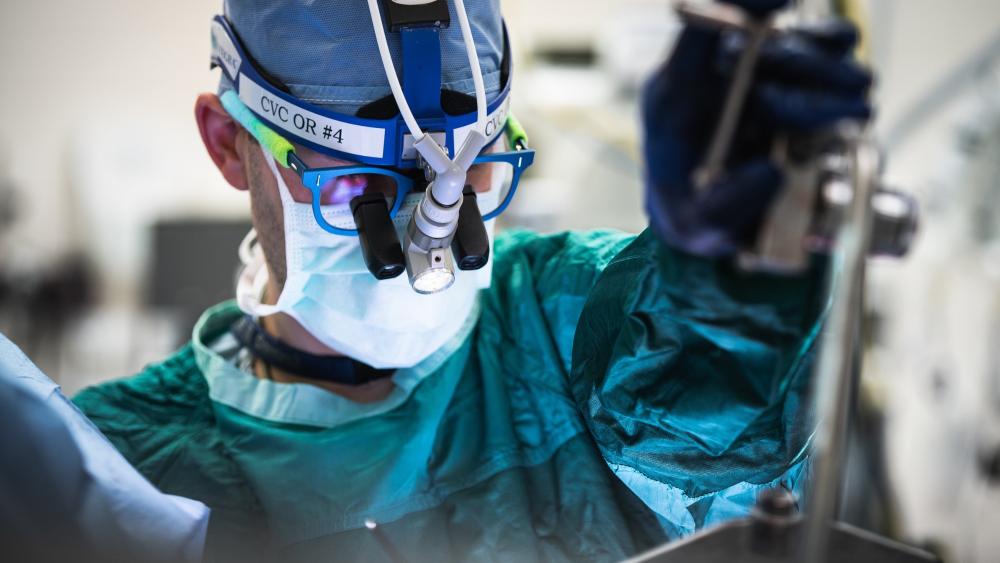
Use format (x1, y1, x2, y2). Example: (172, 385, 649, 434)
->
(0, 333, 210, 563)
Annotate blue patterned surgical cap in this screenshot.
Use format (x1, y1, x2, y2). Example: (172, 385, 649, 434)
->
(218, 0, 504, 116)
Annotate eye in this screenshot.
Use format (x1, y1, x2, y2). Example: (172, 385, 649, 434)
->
(317, 173, 401, 206)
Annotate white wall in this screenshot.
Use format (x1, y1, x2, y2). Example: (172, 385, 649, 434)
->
(0, 0, 247, 302)
(864, 3, 1000, 561)
(872, 0, 1000, 190)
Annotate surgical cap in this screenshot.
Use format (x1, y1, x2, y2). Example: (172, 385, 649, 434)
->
(219, 0, 504, 116)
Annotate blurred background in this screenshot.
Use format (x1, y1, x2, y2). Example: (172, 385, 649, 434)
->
(0, 0, 998, 561)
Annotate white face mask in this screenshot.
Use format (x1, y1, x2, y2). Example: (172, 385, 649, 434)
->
(235, 144, 497, 369)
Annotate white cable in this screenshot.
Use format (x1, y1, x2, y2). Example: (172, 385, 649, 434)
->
(366, 0, 425, 142)
(453, 0, 487, 130)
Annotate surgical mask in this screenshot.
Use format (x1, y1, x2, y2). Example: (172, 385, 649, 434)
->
(235, 144, 497, 370)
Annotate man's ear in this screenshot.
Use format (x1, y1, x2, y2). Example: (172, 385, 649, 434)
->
(195, 93, 249, 191)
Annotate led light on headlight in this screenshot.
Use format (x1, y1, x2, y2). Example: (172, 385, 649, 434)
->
(407, 247, 455, 294)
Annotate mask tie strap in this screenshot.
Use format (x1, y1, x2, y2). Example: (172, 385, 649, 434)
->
(236, 258, 283, 318)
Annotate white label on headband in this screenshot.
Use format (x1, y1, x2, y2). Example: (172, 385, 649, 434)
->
(211, 21, 242, 81)
(238, 75, 387, 159)
(452, 94, 511, 150)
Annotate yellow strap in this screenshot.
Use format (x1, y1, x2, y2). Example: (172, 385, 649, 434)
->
(836, 0, 871, 64)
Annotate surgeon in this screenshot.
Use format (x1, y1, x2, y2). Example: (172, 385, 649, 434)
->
(74, 0, 872, 561)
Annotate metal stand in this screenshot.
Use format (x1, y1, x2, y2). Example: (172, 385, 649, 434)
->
(623, 489, 938, 563)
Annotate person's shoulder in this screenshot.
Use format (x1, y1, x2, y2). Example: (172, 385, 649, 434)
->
(73, 342, 267, 539)
(493, 228, 637, 279)
(480, 229, 639, 361)
(74, 344, 207, 415)
(73, 344, 213, 465)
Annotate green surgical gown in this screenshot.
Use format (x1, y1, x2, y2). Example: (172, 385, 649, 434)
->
(74, 228, 824, 562)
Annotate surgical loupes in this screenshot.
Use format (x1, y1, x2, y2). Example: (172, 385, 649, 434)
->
(451, 185, 491, 270)
(351, 193, 407, 280)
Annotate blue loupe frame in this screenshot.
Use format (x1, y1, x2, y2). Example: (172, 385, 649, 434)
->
(289, 140, 535, 236)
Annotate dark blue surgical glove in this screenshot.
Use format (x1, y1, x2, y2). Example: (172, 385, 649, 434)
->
(643, 0, 873, 257)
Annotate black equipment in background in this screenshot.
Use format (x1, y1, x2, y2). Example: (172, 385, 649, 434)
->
(146, 218, 253, 345)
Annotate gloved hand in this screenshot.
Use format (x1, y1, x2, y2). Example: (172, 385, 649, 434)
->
(642, 0, 873, 257)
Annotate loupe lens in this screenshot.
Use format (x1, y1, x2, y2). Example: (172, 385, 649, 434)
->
(314, 172, 401, 231)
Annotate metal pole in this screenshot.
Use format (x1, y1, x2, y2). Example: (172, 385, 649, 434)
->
(800, 129, 880, 562)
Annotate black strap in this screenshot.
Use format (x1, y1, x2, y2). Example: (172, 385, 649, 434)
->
(230, 316, 394, 385)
